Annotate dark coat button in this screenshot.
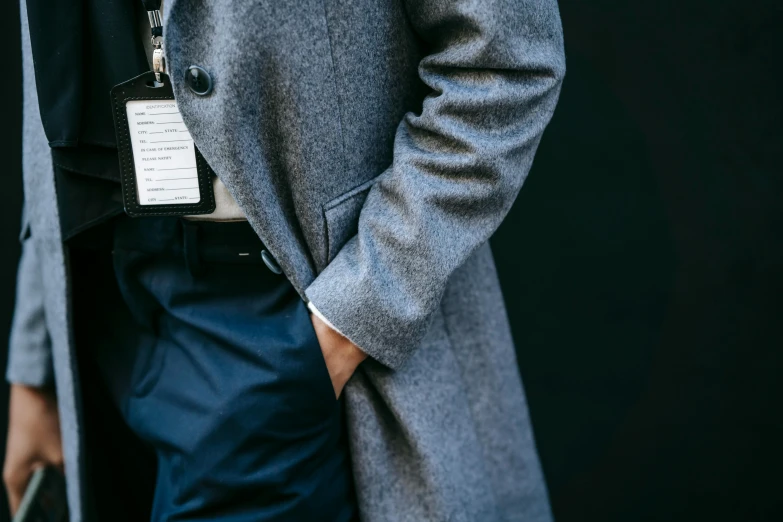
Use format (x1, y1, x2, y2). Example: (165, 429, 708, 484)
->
(185, 65, 213, 96)
(261, 250, 283, 274)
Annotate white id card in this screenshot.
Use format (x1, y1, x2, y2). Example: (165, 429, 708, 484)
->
(125, 99, 201, 205)
(111, 71, 215, 217)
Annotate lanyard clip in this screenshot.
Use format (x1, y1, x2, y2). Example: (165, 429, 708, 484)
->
(146, 8, 165, 82)
(152, 47, 166, 83)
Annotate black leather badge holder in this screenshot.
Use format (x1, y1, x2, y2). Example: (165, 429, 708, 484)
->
(110, 71, 216, 217)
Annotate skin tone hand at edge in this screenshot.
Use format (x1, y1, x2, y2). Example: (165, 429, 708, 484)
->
(310, 313, 368, 398)
(3, 384, 64, 516)
(2, 316, 363, 517)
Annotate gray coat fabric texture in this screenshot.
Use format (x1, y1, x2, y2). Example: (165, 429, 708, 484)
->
(10, 0, 565, 520)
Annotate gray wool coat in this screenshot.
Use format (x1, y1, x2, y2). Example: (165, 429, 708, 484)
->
(9, 0, 565, 520)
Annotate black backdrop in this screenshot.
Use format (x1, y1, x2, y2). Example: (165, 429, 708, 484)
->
(1, 1, 781, 521)
(0, 0, 24, 519)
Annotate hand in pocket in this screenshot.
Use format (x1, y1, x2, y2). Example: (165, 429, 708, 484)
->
(309, 313, 367, 398)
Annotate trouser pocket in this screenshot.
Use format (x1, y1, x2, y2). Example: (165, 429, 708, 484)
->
(113, 252, 353, 520)
(83, 216, 355, 519)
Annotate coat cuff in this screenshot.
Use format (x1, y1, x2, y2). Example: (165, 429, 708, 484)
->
(6, 341, 54, 388)
(6, 239, 55, 388)
(304, 245, 428, 371)
(307, 301, 349, 339)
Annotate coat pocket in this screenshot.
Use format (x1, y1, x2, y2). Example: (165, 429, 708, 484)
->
(323, 177, 377, 264)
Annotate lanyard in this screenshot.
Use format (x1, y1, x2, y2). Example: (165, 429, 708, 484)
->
(109, 0, 217, 217)
(142, 0, 166, 82)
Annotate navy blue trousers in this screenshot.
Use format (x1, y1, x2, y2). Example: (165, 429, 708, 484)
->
(73, 217, 356, 522)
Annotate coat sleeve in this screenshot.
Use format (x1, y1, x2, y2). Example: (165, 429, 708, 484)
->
(304, 0, 565, 369)
(6, 0, 55, 387)
(6, 233, 54, 387)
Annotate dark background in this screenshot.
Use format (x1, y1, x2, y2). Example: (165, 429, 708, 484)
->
(1, 1, 781, 521)
(0, 0, 24, 518)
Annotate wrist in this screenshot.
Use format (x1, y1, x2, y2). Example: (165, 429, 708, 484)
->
(339, 340, 368, 371)
(11, 383, 56, 401)
(311, 312, 365, 357)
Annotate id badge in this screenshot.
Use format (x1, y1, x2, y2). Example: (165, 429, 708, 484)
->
(110, 71, 216, 217)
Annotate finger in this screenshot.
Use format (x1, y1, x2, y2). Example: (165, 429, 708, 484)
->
(41, 446, 65, 475)
(3, 465, 31, 516)
(7, 486, 21, 517)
